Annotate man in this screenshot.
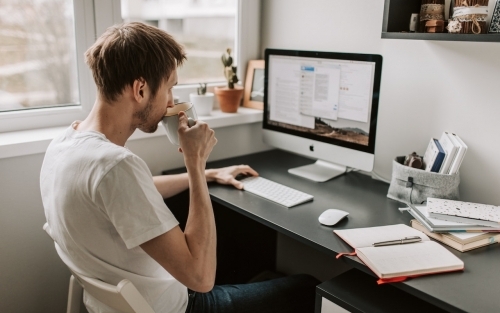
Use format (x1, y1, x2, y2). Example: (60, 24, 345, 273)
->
(41, 22, 318, 313)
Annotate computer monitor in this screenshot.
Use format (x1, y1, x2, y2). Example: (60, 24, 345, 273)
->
(263, 49, 383, 182)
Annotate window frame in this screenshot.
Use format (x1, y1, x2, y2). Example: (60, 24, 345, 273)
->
(0, 0, 101, 133)
(0, 0, 261, 133)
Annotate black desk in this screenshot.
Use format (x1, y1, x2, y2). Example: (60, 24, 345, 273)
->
(195, 150, 500, 313)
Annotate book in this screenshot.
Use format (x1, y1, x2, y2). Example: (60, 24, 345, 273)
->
(404, 203, 500, 232)
(411, 220, 500, 252)
(448, 133, 467, 175)
(438, 132, 458, 174)
(427, 198, 500, 228)
(334, 224, 464, 283)
(423, 138, 446, 172)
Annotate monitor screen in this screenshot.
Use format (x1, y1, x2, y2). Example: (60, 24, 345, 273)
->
(263, 49, 383, 182)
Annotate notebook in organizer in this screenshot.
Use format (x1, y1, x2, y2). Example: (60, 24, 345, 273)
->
(334, 224, 464, 284)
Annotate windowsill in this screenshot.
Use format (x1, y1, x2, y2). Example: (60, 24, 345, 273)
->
(0, 107, 263, 160)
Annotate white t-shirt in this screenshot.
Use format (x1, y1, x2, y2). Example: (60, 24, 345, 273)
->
(40, 122, 188, 313)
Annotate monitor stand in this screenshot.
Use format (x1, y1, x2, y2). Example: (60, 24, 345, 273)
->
(288, 160, 347, 182)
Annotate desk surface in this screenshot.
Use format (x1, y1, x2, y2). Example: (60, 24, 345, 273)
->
(205, 150, 500, 313)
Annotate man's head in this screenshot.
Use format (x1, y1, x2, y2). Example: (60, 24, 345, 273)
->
(84, 22, 186, 133)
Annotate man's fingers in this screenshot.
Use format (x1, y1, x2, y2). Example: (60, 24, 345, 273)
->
(230, 178, 244, 190)
(178, 111, 188, 128)
(238, 165, 259, 177)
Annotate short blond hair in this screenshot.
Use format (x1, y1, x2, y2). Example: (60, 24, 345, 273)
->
(85, 22, 186, 102)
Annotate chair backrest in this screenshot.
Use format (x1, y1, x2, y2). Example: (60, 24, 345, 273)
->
(43, 223, 155, 313)
(70, 271, 155, 313)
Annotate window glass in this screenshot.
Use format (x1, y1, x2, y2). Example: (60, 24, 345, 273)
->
(0, 0, 79, 112)
(121, 0, 236, 85)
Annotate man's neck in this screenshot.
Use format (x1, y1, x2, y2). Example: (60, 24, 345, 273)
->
(76, 97, 136, 147)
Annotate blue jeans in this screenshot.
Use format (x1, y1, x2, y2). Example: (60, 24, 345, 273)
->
(185, 274, 319, 313)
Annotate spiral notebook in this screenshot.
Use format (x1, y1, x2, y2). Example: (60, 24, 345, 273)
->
(427, 198, 500, 228)
(404, 204, 500, 232)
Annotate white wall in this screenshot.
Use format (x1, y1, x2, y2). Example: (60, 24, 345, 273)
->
(262, 0, 500, 205)
(0, 153, 70, 313)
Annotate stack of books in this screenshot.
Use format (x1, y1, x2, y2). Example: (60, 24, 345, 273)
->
(404, 198, 500, 252)
(422, 132, 467, 174)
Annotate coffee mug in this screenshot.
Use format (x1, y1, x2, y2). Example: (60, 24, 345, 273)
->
(161, 102, 197, 145)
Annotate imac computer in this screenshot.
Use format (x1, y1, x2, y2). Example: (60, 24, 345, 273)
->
(263, 49, 383, 182)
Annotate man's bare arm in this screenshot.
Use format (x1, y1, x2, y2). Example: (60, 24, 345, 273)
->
(153, 174, 189, 199)
(142, 164, 216, 292)
(142, 113, 217, 292)
(153, 165, 259, 199)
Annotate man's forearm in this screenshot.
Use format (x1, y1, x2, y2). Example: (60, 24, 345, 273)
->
(153, 173, 190, 198)
(153, 170, 217, 199)
(184, 163, 217, 288)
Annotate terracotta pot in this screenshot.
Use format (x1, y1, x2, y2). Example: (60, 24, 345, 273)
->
(214, 85, 244, 113)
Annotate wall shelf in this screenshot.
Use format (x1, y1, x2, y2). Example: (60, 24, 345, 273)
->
(382, 0, 500, 43)
(382, 32, 500, 42)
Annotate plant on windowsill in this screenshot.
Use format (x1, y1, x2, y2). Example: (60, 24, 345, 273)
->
(214, 48, 244, 113)
(189, 83, 214, 116)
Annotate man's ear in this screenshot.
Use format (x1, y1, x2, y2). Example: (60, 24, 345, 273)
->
(132, 78, 147, 103)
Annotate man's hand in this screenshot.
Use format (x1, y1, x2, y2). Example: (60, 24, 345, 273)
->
(177, 111, 217, 167)
(206, 165, 259, 189)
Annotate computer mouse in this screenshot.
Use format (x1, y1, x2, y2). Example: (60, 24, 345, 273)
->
(318, 209, 349, 226)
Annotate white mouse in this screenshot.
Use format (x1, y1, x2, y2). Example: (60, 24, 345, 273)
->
(318, 209, 349, 226)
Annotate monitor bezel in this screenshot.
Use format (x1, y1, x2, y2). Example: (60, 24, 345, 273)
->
(263, 48, 383, 155)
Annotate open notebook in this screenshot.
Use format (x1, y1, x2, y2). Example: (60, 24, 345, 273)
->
(334, 224, 464, 284)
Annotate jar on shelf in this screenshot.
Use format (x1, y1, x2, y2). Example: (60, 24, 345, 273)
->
(419, 0, 445, 33)
(448, 0, 489, 34)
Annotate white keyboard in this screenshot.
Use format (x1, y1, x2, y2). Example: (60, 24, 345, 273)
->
(240, 176, 314, 208)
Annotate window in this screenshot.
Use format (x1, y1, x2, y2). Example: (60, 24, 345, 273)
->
(0, 0, 97, 133)
(121, 0, 237, 85)
(0, 0, 79, 113)
(0, 0, 259, 134)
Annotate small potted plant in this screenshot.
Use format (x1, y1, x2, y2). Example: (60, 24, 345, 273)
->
(189, 83, 214, 116)
(214, 48, 244, 113)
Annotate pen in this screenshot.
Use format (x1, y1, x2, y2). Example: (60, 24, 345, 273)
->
(372, 236, 422, 247)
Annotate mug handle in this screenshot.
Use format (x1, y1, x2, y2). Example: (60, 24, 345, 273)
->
(187, 118, 195, 127)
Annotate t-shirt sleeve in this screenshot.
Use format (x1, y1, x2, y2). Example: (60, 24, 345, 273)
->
(95, 154, 179, 249)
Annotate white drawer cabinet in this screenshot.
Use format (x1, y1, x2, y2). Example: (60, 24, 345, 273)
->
(321, 297, 351, 313)
(314, 269, 448, 313)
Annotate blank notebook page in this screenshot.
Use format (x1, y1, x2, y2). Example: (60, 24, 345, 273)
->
(357, 241, 464, 278)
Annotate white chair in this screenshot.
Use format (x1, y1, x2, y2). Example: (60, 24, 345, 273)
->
(43, 223, 155, 313)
